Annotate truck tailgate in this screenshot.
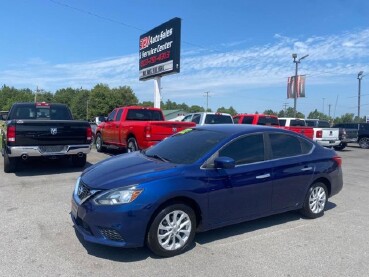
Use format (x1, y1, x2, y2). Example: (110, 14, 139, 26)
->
(14, 120, 89, 146)
(283, 126, 314, 139)
(320, 128, 339, 140)
(147, 121, 195, 140)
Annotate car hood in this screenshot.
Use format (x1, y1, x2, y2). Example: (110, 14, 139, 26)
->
(81, 152, 179, 190)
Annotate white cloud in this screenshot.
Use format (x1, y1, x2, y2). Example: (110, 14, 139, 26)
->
(1, 28, 369, 116)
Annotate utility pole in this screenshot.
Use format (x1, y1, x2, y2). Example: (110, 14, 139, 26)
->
(86, 99, 89, 121)
(358, 72, 363, 119)
(283, 102, 289, 113)
(204, 91, 210, 111)
(292, 54, 309, 117)
(34, 86, 39, 102)
(328, 104, 331, 118)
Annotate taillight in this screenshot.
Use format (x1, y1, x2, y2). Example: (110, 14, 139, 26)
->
(86, 127, 92, 141)
(316, 130, 322, 138)
(144, 126, 151, 138)
(7, 126, 16, 142)
(333, 156, 342, 167)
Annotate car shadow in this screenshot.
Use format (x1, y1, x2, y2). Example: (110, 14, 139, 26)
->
(14, 158, 93, 177)
(74, 201, 337, 261)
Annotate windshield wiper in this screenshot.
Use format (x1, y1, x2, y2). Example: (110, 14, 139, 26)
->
(146, 154, 171, 163)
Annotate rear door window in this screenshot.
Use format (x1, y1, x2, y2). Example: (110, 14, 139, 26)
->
(269, 133, 312, 159)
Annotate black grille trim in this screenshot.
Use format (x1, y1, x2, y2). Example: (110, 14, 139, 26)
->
(99, 228, 125, 242)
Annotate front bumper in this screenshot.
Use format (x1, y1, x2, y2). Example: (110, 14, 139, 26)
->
(71, 195, 149, 248)
(7, 144, 91, 158)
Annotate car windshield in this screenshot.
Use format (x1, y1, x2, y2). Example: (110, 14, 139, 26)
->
(144, 128, 228, 164)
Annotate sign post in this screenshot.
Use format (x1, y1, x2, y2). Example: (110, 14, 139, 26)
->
(139, 17, 181, 108)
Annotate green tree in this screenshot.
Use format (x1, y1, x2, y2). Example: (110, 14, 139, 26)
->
(278, 107, 304, 118)
(188, 105, 205, 113)
(217, 106, 237, 115)
(333, 113, 355, 124)
(263, 109, 278, 116)
(307, 109, 331, 121)
(54, 88, 78, 108)
(70, 89, 90, 120)
(89, 84, 113, 117)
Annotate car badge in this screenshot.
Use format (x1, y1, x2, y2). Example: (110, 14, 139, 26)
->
(172, 127, 177, 133)
(50, 128, 57, 135)
(78, 184, 84, 197)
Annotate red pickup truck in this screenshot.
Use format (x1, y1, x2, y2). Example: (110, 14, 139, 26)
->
(95, 106, 195, 152)
(233, 114, 314, 139)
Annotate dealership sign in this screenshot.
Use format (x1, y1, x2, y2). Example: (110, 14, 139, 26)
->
(139, 17, 181, 80)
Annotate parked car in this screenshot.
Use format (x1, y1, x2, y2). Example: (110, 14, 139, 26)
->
(71, 125, 343, 257)
(182, 112, 234, 125)
(95, 106, 195, 153)
(1, 102, 92, 173)
(305, 119, 340, 148)
(333, 123, 368, 149)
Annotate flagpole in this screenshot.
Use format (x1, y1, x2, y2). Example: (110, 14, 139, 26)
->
(292, 54, 309, 117)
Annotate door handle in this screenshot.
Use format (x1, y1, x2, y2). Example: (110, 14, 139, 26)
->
(256, 173, 271, 179)
(301, 167, 312, 171)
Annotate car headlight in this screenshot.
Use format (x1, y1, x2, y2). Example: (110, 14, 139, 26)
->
(93, 188, 143, 205)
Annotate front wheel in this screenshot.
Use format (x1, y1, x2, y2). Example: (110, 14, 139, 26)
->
(147, 203, 196, 257)
(4, 152, 17, 173)
(127, 137, 138, 152)
(300, 182, 328, 219)
(358, 137, 369, 149)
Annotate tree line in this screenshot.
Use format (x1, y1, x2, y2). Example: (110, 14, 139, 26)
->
(0, 84, 366, 124)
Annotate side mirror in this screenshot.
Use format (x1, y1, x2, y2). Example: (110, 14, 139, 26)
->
(214, 156, 235, 169)
(0, 114, 7, 121)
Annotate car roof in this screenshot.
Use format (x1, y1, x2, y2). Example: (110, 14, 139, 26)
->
(194, 123, 295, 136)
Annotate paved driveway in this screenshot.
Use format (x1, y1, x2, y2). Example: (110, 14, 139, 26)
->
(0, 146, 368, 277)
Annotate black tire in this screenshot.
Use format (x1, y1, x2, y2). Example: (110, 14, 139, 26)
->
(127, 137, 138, 152)
(95, 133, 105, 152)
(334, 142, 346, 151)
(4, 152, 17, 173)
(71, 154, 87, 167)
(358, 137, 369, 149)
(147, 203, 196, 257)
(300, 182, 328, 219)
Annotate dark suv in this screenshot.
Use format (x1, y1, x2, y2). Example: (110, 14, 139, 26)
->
(333, 123, 369, 149)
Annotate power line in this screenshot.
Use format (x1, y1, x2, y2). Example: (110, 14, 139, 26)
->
(48, 0, 145, 32)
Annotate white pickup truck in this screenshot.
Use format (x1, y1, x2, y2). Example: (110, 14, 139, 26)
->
(181, 112, 234, 125)
(305, 119, 340, 148)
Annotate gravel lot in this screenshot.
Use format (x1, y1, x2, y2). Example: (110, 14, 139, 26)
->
(0, 146, 368, 277)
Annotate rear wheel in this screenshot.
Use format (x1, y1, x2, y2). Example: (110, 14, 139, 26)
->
(127, 137, 138, 152)
(4, 152, 17, 173)
(358, 137, 369, 149)
(71, 154, 86, 167)
(147, 203, 196, 257)
(95, 133, 105, 152)
(300, 182, 328, 219)
(334, 142, 347, 151)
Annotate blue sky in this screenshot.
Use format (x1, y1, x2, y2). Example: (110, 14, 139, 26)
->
(1, 0, 369, 117)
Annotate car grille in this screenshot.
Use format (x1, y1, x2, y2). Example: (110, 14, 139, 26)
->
(39, 145, 66, 153)
(77, 179, 92, 202)
(99, 228, 125, 242)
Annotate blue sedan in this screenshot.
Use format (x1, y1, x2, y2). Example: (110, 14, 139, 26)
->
(71, 125, 343, 257)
